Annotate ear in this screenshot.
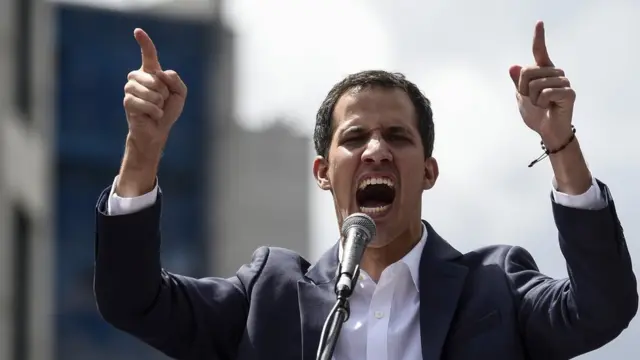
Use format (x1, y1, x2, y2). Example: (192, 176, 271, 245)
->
(422, 157, 439, 190)
(313, 156, 332, 191)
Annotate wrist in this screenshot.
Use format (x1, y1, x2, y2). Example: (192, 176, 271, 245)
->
(125, 132, 166, 160)
(116, 135, 163, 197)
(117, 160, 158, 197)
(540, 124, 574, 150)
(528, 124, 591, 194)
(548, 138, 592, 195)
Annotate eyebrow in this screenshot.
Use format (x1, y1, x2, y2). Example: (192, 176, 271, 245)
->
(339, 126, 366, 137)
(338, 125, 414, 138)
(386, 126, 411, 135)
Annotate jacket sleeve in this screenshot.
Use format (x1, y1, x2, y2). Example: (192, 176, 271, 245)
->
(93, 185, 268, 359)
(505, 181, 638, 359)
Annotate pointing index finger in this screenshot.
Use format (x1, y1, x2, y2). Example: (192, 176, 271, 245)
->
(134, 28, 162, 73)
(532, 21, 554, 67)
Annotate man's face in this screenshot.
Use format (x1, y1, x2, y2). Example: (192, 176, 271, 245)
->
(313, 87, 439, 247)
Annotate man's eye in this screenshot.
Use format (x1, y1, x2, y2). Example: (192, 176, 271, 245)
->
(388, 135, 407, 142)
(343, 136, 363, 143)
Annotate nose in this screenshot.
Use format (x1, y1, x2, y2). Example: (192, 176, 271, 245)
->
(361, 135, 392, 164)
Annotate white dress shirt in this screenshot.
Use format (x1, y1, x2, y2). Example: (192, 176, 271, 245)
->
(106, 175, 608, 360)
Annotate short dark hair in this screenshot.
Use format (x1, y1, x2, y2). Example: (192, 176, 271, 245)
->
(313, 70, 435, 159)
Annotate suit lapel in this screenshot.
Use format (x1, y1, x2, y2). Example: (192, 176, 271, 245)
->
(298, 243, 340, 360)
(419, 222, 468, 359)
(296, 223, 468, 360)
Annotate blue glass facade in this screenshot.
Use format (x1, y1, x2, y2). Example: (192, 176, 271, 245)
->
(54, 5, 215, 359)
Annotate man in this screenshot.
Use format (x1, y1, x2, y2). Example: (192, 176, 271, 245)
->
(94, 21, 637, 359)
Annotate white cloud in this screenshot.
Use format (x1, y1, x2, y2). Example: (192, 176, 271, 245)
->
(415, 64, 550, 250)
(225, 0, 393, 133)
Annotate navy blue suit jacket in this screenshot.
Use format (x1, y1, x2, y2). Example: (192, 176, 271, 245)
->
(94, 180, 637, 359)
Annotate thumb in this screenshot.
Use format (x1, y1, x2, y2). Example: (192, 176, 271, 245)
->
(156, 70, 187, 98)
(155, 70, 187, 124)
(508, 65, 522, 88)
(134, 28, 162, 73)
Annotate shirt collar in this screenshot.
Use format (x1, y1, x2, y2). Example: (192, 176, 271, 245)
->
(399, 223, 427, 292)
(338, 222, 428, 292)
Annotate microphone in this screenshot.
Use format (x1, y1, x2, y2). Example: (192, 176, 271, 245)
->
(335, 213, 376, 298)
(316, 214, 375, 360)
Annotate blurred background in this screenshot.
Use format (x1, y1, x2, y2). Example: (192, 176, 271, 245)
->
(0, 0, 638, 359)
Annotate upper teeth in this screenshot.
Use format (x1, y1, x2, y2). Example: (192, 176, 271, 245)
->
(358, 177, 395, 190)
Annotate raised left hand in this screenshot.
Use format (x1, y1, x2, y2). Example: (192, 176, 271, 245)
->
(509, 21, 575, 149)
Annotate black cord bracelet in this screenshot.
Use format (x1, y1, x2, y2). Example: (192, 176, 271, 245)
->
(527, 125, 576, 168)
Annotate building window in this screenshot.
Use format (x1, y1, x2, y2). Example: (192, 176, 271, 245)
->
(12, 203, 31, 360)
(14, 0, 32, 121)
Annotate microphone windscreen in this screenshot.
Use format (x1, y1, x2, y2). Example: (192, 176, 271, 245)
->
(341, 213, 376, 240)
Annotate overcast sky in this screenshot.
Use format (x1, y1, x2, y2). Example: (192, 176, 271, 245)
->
(223, 0, 640, 358)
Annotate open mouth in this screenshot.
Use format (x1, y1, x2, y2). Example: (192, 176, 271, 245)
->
(356, 177, 396, 216)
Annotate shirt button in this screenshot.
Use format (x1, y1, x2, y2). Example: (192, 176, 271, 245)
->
(374, 311, 384, 319)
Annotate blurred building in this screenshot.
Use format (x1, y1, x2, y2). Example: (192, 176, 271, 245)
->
(213, 121, 311, 276)
(0, 1, 57, 360)
(0, 0, 310, 359)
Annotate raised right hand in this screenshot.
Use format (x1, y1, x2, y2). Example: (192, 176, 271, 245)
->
(117, 28, 188, 197)
(124, 28, 187, 154)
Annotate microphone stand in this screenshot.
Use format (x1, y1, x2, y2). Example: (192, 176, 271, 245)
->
(315, 268, 360, 360)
